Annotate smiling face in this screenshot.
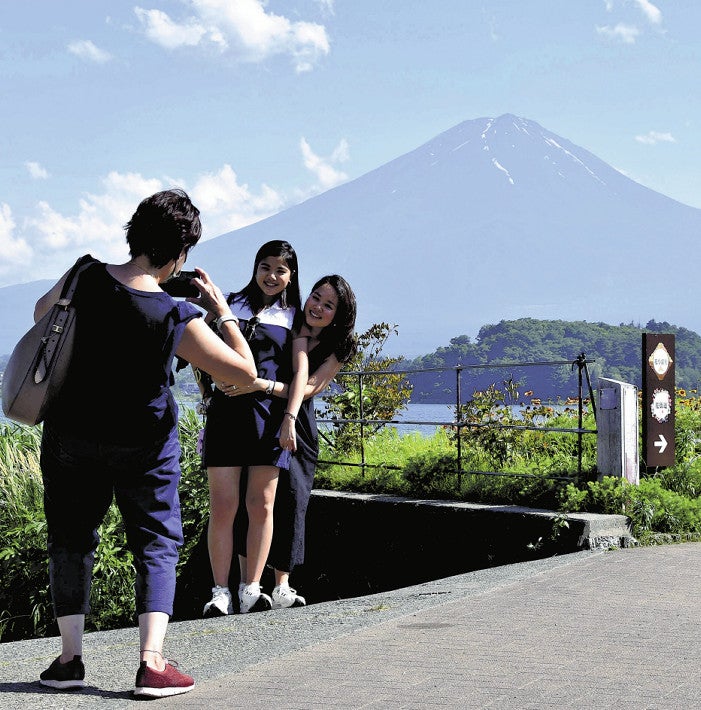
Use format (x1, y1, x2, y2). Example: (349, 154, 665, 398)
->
(304, 282, 339, 331)
(255, 255, 292, 303)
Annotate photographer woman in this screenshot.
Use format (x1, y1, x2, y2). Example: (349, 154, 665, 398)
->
(35, 189, 257, 698)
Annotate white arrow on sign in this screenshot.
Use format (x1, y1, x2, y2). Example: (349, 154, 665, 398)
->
(653, 434, 668, 454)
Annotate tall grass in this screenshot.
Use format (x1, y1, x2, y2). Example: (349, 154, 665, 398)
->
(0, 413, 211, 642)
(316, 392, 701, 539)
(0, 423, 136, 641)
(0, 424, 51, 640)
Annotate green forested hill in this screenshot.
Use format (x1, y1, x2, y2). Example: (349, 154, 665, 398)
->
(406, 319, 701, 402)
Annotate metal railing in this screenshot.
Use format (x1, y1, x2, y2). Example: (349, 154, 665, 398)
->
(317, 353, 598, 485)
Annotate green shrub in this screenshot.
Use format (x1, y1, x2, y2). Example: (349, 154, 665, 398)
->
(403, 454, 458, 498)
(558, 475, 701, 541)
(320, 323, 412, 454)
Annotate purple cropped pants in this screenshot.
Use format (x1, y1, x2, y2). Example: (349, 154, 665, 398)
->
(40, 424, 183, 618)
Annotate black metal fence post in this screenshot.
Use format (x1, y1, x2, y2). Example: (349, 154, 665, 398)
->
(456, 366, 463, 488)
(358, 371, 366, 477)
(573, 353, 586, 478)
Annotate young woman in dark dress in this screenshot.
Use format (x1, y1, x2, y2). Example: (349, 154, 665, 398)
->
(199, 241, 302, 616)
(221, 275, 357, 608)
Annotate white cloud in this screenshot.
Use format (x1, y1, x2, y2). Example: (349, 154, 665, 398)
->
(596, 23, 640, 44)
(0, 204, 33, 272)
(634, 0, 662, 25)
(300, 138, 349, 191)
(25, 161, 49, 180)
(134, 0, 330, 71)
(635, 131, 676, 145)
(190, 164, 285, 236)
(133, 7, 211, 49)
(67, 39, 112, 63)
(9, 165, 286, 277)
(26, 172, 163, 270)
(2, 141, 351, 284)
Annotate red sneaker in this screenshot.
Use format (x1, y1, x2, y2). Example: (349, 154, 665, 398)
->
(133, 660, 195, 698)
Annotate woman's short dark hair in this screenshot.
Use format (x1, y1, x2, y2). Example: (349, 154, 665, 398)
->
(237, 240, 301, 313)
(124, 189, 202, 267)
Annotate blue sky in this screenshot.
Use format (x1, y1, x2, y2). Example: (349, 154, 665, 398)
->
(1, 0, 698, 287)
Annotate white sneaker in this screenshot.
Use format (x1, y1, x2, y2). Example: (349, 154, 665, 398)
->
(238, 583, 272, 614)
(203, 585, 233, 617)
(271, 584, 307, 609)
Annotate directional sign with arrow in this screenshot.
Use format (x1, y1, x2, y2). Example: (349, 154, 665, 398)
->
(642, 333, 675, 468)
(653, 434, 668, 454)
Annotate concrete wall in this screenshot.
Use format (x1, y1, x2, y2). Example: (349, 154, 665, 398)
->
(174, 490, 632, 619)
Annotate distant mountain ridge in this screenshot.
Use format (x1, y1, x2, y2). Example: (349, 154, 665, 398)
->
(1, 114, 699, 358)
(406, 317, 701, 402)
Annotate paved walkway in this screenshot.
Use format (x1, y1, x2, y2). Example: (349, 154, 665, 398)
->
(0, 543, 699, 709)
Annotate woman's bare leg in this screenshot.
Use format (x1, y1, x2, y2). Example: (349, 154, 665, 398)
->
(207, 466, 242, 586)
(244, 465, 279, 583)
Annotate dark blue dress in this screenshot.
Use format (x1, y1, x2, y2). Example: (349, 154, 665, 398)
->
(202, 295, 295, 469)
(268, 346, 328, 573)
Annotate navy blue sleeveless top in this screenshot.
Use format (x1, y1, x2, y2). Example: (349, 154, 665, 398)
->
(45, 263, 201, 445)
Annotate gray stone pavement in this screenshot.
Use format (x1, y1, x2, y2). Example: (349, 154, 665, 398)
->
(0, 543, 699, 709)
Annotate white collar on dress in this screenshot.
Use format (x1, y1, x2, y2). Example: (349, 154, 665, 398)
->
(229, 295, 295, 329)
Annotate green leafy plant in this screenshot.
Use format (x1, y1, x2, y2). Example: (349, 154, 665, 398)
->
(320, 323, 413, 454)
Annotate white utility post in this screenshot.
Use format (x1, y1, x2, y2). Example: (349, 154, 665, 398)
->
(596, 377, 639, 485)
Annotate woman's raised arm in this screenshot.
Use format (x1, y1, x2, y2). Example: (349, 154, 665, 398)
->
(176, 267, 257, 386)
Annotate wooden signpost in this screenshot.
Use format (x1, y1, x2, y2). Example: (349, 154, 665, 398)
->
(641, 333, 675, 469)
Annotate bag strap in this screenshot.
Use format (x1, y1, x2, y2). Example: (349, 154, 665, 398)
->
(33, 255, 100, 384)
(56, 254, 100, 305)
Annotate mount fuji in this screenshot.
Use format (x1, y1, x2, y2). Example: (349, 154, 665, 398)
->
(195, 113, 701, 355)
(1, 114, 699, 357)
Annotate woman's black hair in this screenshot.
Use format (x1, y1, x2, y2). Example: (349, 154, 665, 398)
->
(299, 274, 358, 364)
(124, 188, 202, 267)
(235, 240, 301, 314)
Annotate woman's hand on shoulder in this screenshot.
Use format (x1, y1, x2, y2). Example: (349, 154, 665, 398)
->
(292, 324, 313, 342)
(305, 354, 343, 398)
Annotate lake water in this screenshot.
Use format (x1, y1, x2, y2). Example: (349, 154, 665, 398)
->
(380, 402, 454, 435)
(312, 402, 454, 437)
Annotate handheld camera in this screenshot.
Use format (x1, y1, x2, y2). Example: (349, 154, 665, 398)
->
(162, 270, 199, 298)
